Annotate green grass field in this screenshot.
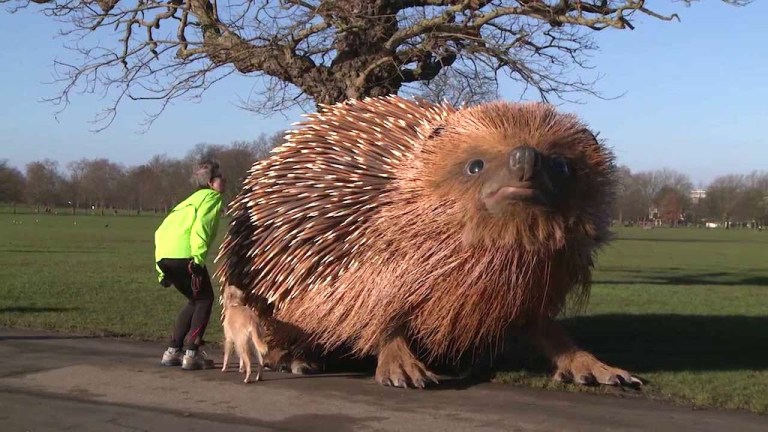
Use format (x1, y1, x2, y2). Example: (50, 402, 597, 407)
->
(1, 212, 767, 414)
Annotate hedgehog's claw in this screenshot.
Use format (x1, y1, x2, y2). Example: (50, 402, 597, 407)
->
(376, 359, 438, 389)
(375, 332, 439, 389)
(553, 351, 643, 388)
(532, 319, 643, 389)
(410, 370, 439, 389)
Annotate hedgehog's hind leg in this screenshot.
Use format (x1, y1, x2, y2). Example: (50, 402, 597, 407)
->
(375, 327, 438, 389)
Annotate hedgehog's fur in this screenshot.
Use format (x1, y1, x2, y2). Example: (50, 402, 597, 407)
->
(215, 95, 619, 378)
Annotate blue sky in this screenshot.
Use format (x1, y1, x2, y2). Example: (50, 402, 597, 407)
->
(1, 1, 766, 185)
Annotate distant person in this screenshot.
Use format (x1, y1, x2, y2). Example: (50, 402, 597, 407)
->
(154, 160, 226, 370)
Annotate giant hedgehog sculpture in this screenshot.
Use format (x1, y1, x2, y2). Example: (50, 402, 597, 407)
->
(215, 95, 641, 388)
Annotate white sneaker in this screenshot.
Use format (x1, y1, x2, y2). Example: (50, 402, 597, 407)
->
(160, 347, 182, 367)
(181, 349, 215, 370)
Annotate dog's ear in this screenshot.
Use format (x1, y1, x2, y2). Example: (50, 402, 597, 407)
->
(223, 284, 247, 306)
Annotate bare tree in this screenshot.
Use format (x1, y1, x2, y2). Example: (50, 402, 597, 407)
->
(703, 172, 768, 226)
(119, 164, 157, 213)
(654, 186, 685, 225)
(65, 159, 89, 213)
(0, 160, 26, 211)
(635, 168, 692, 211)
(404, 62, 498, 106)
(651, 168, 694, 195)
(704, 174, 743, 224)
(25, 159, 64, 211)
(143, 154, 191, 212)
(65, 158, 125, 213)
(246, 130, 286, 160)
(614, 167, 693, 223)
(185, 132, 283, 203)
(1, 0, 750, 130)
(742, 171, 768, 226)
(613, 164, 637, 223)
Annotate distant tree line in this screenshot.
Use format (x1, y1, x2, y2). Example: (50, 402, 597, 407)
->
(0, 132, 283, 215)
(614, 167, 768, 228)
(1, 139, 767, 227)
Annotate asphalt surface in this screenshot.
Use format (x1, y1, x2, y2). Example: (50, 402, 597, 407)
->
(1, 328, 766, 431)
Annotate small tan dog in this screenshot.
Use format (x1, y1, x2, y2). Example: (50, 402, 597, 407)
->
(220, 284, 269, 383)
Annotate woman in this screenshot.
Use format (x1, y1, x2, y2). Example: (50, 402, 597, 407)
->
(154, 160, 226, 370)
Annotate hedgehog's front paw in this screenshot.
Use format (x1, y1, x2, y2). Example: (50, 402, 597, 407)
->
(375, 352, 438, 389)
(554, 351, 643, 387)
(375, 334, 438, 389)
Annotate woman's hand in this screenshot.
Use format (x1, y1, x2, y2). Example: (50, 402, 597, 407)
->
(188, 260, 205, 296)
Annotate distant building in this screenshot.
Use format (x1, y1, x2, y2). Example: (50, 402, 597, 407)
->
(690, 189, 706, 204)
(649, 206, 659, 220)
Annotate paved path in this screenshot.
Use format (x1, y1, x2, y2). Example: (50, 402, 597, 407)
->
(1, 328, 766, 431)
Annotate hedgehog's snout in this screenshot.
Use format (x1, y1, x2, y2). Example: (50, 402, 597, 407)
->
(508, 146, 541, 182)
(480, 145, 551, 212)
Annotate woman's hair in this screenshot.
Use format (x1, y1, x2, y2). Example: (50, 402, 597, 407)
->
(192, 159, 222, 189)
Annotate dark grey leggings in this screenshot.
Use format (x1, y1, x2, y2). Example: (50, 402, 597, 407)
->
(157, 258, 214, 351)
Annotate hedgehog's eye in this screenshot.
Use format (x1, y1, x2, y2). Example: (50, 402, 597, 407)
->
(466, 159, 485, 175)
(550, 156, 570, 176)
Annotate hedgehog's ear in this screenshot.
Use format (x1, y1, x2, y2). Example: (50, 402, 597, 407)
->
(580, 128, 601, 145)
(427, 125, 446, 140)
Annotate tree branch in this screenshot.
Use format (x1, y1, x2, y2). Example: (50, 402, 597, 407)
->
(1, 0, 752, 130)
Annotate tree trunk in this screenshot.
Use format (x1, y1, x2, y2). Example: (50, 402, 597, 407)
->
(303, 1, 403, 107)
(311, 78, 401, 107)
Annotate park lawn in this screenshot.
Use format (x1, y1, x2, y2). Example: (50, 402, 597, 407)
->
(493, 228, 768, 414)
(1, 213, 767, 414)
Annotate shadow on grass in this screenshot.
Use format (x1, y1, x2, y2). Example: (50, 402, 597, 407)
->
(0, 306, 78, 313)
(251, 313, 768, 390)
(557, 314, 768, 373)
(594, 270, 768, 287)
(616, 237, 765, 244)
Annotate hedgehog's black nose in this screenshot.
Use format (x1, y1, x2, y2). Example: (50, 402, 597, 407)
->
(509, 146, 541, 182)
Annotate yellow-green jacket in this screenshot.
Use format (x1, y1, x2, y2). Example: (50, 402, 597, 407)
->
(154, 188, 223, 282)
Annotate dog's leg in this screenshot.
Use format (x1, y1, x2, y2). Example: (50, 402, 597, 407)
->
(255, 359, 263, 382)
(253, 347, 263, 382)
(235, 333, 252, 384)
(221, 338, 232, 372)
(242, 351, 252, 384)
